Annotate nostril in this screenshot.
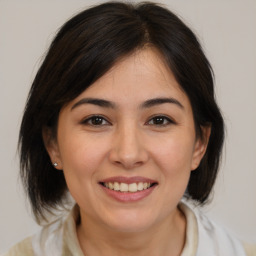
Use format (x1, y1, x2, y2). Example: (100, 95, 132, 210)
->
(108, 139, 149, 169)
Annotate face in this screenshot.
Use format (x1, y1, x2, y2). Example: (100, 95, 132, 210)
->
(45, 48, 209, 233)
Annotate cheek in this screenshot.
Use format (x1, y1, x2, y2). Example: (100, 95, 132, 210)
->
(58, 134, 103, 178)
(58, 136, 105, 202)
(58, 133, 114, 195)
(147, 135, 195, 213)
(149, 134, 195, 198)
(152, 135, 195, 174)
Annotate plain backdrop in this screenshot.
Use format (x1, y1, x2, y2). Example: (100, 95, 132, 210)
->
(0, 0, 255, 253)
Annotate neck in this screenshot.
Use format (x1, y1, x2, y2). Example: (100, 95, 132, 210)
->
(77, 206, 186, 256)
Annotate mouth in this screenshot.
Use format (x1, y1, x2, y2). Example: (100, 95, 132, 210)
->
(100, 181, 157, 193)
(98, 176, 158, 201)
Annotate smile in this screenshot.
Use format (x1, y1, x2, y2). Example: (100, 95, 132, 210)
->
(99, 176, 158, 202)
(102, 182, 154, 193)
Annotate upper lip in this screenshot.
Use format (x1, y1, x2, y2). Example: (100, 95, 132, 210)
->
(100, 176, 158, 184)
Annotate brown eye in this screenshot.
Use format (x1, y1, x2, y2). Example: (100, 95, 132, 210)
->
(147, 116, 174, 126)
(82, 115, 110, 126)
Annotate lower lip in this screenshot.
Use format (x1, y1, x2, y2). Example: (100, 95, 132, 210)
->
(100, 185, 156, 202)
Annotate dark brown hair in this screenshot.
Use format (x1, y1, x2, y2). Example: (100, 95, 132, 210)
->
(19, 1, 224, 221)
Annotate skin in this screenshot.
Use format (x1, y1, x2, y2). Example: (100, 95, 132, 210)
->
(44, 48, 210, 256)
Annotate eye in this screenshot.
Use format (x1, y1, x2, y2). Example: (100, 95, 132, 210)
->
(147, 115, 175, 126)
(81, 115, 110, 126)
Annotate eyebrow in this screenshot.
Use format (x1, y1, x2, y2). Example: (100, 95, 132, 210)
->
(71, 98, 116, 110)
(71, 97, 184, 110)
(140, 97, 184, 109)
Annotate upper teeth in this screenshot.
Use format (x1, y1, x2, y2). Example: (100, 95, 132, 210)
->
(104, 182, 151, 192)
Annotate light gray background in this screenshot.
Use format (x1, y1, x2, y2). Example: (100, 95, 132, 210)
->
(0, 0, 255, 253)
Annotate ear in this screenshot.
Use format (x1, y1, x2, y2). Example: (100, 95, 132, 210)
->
(191, 125, 211, 171)
(42, 127, 63, 170)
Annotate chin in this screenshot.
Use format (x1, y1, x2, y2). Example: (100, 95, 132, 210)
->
(102, 208, 159, 233)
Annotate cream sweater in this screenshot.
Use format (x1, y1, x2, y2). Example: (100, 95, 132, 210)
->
(3, 202, 256, 256)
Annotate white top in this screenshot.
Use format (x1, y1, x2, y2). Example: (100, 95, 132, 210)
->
(3, 201, 256, 256)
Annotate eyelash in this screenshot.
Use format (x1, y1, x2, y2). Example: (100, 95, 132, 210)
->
(81, 115, 110, 126)
(80, 115, 175, 127)
(146, 115, 175, 126)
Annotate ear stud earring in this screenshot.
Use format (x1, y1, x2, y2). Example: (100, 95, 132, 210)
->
(53, 162, 58, 167)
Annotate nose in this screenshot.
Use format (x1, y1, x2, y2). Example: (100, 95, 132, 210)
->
(108, 123, 149, 170)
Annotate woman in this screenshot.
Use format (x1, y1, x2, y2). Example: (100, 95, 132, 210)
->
(3, 1, 255, 255)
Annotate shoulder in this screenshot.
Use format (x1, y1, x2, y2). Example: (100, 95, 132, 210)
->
(2, 237, 33, 256)
(2, 214, 66, 256)
(180, 201, 253, 256)
(2, 205, 81, 256)
(196, 210, 246, 255)
(243, 242, 256, 256)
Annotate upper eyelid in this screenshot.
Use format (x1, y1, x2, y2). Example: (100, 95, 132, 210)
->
(80, 114, 176, 125)
(81, 115, 111, 124)
(146, 115, 176, 123)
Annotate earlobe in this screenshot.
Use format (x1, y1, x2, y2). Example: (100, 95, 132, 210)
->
(42, 127, 63, 170)
(191, 125, 211, 171)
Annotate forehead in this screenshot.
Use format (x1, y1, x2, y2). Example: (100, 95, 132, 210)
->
(69, 48, 190, 108)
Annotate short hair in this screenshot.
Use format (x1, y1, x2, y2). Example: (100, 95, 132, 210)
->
(19, 1, 224, 221)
